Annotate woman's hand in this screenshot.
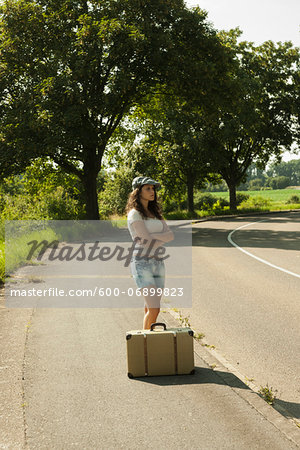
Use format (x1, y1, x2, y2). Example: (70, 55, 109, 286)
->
(150, 219, 174, 243)
(132, 221, 165, 250)
(150, 230, 174, 243)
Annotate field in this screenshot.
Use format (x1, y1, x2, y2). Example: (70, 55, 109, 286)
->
(209, 189, 300, 203)
(164, 188, 300, 219)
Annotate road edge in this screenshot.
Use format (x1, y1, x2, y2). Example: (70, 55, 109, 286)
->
(163, 309, 300, 448)
(192, 208, 300, 224)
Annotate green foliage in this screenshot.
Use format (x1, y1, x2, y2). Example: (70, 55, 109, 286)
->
(163, 197, 187, 213)
(194, 193, 229, 210)
(98, 167, 137, 217)
(0, 159, 85, 220)
(258, 384, 277, 405)
(1, 187, 81, 220)
(203, 180, 228, 192)
(248, 178, 264, 190)
(207, 32, 300, 208)
(236, 192, 250, 205)
(239, 196, 271, 210)
(267, 159, 300, 185)
(286, 195, 300, 204)
(164, 210, 197, 220)
(0, 240, 4, 284)
(0, 0, 228, 219)
(267, 176, 291, 190)
(21, 158, 84, 201)
(5, 227, 59, 276)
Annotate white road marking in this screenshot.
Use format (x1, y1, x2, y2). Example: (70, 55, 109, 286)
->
(227, 220, 300, 279)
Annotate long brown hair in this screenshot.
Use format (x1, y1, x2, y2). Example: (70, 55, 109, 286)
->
(125, 185, 163, 220)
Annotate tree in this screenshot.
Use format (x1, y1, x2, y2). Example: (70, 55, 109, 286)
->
(0, 0, 225, 218)
(267, 176, 290, 189)
(114, 22, 234, 213)
(267, 159, 300, 186)
(205, 31, 300, 209)
(136, 103, 216, 212)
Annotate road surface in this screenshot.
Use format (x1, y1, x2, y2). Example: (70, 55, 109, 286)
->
(187, 211, 300, 420)
(0, 211, 299, 448)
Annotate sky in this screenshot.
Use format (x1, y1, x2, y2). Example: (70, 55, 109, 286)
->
(185, 0, 300, 46)
(185, 0, 300, 161)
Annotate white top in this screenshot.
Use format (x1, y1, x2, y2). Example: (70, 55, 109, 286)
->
(127, 208, 164, 256)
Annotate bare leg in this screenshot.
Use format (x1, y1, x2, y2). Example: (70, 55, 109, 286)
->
(143, 308, 160, 330)
(143, 284, 162, 329)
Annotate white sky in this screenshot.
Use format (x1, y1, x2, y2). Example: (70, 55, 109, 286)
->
(185, 0, 300, 161)
(185, 0, 300, 46)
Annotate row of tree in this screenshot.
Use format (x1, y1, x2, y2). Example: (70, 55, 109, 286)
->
(203, 159, 300, 191)
(0, 0, 299, 216)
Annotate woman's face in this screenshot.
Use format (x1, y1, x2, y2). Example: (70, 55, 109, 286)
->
(140, 184, 155, 202)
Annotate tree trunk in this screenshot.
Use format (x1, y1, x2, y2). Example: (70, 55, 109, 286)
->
(82, 150, 100, 220)
(228, 183, 237, 211)
(187, 178, 194, 212)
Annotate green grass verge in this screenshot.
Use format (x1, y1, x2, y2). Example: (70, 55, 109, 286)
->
(0, 241, 5, 283)
(0, 226, 59, 285)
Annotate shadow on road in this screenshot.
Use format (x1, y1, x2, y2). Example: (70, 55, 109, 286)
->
(129, 366, 250, 389)
(275, 398, 300, 420)
(130, 366, 300, 420)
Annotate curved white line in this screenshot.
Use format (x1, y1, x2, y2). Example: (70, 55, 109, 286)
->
(227, 220, 300, 279)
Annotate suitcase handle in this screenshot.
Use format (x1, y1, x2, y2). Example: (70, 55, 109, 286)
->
(150, 322, 167, 331)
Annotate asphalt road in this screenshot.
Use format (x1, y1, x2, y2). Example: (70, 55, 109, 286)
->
(187, 211, 300, 420)
(4, 307, 297, 449)
(1, 211, 300, 448)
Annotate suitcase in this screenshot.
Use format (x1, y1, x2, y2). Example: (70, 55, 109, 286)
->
(126, 322, 195, 378)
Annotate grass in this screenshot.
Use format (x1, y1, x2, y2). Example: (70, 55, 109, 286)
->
(0, 241, 4, 283)
(0, 226, 59, 285)
(258, 384, 277, 405)
(164, 189, 300, 219)
(209, 189, 300, 206)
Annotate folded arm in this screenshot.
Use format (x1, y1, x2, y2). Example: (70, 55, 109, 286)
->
(150, 220, 174, 243)
(131, 221, 165, 249)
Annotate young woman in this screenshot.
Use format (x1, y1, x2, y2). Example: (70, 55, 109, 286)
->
(126, 176, 174, 329)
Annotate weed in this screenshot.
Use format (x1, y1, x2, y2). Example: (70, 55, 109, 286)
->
(258, 384, 277, 405)
(244, 376, 255, 386)
(203, 343, 216, 349)
(178, 313, 191, 328)
(194, 332, 205, 341)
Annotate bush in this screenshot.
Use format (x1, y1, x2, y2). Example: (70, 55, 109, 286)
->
(194, 194, 216, 210)
(248, 178, 264, 190)
(267, 176, 290, 190)
(0, 159, 86, 220)
(286, 195, 300, 204)
(236, 193, 250, 205)
(1, 187, 82, 220)
(239, 196, 271, 209)
(164, 210, 197, 220)
(98, 167, 137, 217)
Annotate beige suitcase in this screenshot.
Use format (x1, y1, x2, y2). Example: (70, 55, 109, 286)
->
(126, 322, 195, 378)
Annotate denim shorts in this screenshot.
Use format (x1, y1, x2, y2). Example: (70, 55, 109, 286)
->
(130, 256, 165, 290)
